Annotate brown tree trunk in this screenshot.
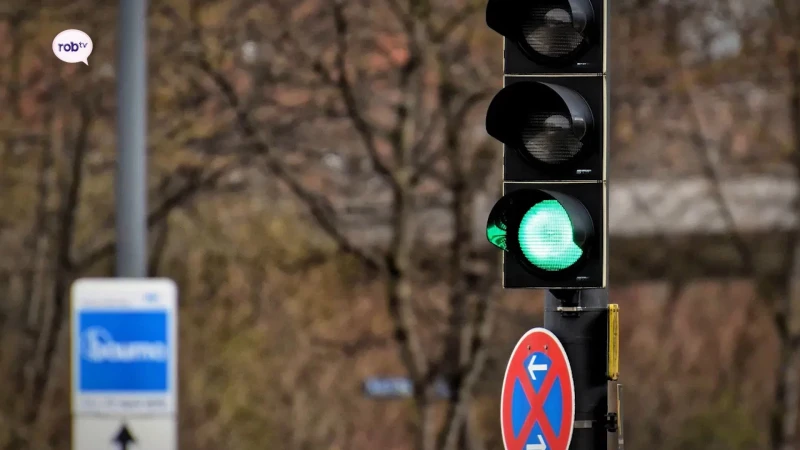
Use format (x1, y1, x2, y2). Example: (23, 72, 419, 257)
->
(772, 41, 800, 450)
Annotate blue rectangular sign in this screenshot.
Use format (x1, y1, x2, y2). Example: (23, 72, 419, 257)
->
(78, 310, 170, 392)
(363, 377, 451, 399)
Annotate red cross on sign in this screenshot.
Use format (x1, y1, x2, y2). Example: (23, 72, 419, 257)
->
(500, 328, 575, 450)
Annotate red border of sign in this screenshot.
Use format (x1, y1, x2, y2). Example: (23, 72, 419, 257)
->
(500, 327, 575, 450)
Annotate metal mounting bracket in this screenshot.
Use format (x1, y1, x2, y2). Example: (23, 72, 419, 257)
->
(605, 412, 618, 433)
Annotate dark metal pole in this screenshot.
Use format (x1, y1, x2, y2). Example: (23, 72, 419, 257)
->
(116, 0, 149, 277)
(544, 289, 609, 450)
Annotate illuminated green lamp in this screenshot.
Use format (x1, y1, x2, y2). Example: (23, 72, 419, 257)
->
(519, 199, 583, 271)
(486, 189, 593, 275)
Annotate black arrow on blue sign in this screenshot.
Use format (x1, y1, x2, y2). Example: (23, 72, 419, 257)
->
(113, 424, 135, 450)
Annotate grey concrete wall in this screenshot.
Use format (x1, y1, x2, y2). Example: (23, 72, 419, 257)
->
(339, 175, 799, 247)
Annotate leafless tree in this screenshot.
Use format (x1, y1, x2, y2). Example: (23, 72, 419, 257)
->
(0, 4, 245, 447)
(179, 0, 500, 448)
(674, 1, 800, 448)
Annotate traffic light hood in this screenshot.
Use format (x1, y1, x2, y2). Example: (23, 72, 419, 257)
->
(486, 81, 594, 169)
(486, 0, 596, 67)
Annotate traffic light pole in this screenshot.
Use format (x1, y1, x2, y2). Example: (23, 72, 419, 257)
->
(544, 289, 609, 450)
(116, 0, 149, 278)
(483, 0, 613, 448)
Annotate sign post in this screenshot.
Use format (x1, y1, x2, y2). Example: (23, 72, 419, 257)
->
(544, 290, 612, 449)
(71, 278, 178, 450)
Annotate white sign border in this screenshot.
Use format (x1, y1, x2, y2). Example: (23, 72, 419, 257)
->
(70, 278, 178, 416)
(72, 415, 177, 450)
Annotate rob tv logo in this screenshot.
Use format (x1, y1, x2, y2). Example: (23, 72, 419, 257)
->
(52, 29, 93, 65)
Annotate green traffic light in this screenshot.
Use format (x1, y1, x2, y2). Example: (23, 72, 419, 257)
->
(518, 199, 583, 271)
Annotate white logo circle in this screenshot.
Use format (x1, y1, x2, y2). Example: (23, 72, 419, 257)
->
(52, 29, 93, 65)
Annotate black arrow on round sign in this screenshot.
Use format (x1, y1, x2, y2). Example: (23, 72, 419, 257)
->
(113, 424, 136, 450)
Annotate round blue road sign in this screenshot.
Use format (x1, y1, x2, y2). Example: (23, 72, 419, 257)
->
(501, 327, 575, 450)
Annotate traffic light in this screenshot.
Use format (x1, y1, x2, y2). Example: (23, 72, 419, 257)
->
(485, 0, 608, 289)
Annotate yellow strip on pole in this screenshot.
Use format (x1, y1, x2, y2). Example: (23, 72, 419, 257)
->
(607, 304, 619, 380)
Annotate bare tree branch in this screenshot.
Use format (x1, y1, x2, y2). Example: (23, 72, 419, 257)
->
(327, 1, 398, 185)
(435, 60, 495, 450)
(147, 185, 172, 277)
(182, 3, 496, 449)
(384, 0, 415, 34)
(24, 99, 92, 428)
(75, 163, 231, 272)
(439, 280, 498, 450)
(309, 332, 393, 357)
(194, 56, 383, 271)
(680, 76, 756, 274)
(683, 3, 800, 448)
(768, 3, 800, 447)
(429, 0, 484, 44)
